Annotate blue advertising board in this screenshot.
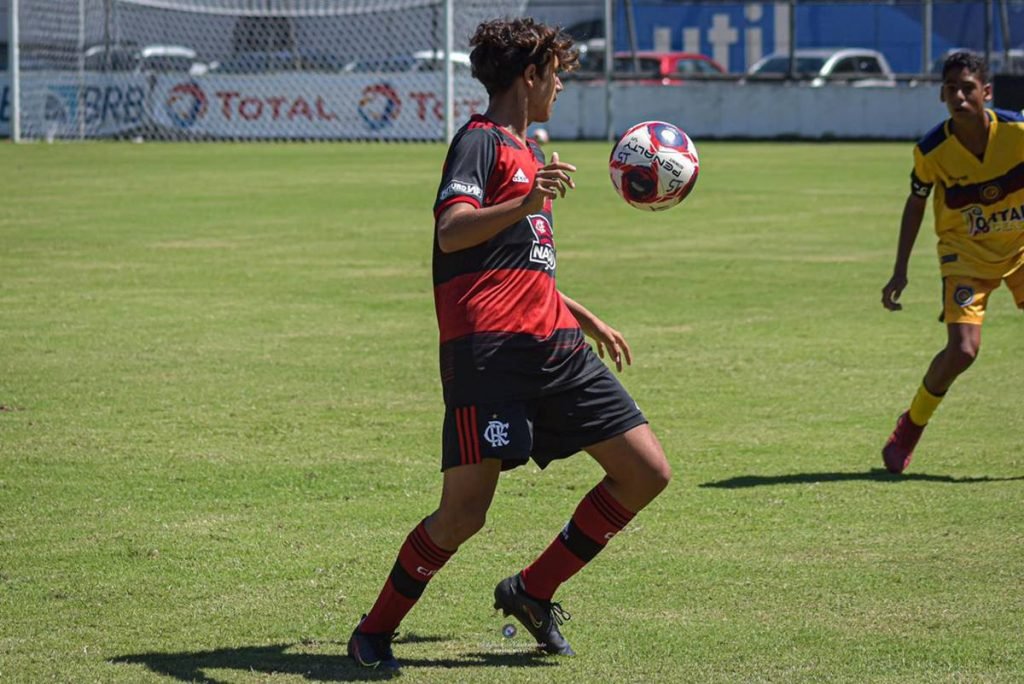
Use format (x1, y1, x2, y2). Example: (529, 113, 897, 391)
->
(613, 1, 1023, 73)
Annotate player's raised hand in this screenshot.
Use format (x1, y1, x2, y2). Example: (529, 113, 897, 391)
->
(881, 272, 908, 311)
(533, 151, 576, 198)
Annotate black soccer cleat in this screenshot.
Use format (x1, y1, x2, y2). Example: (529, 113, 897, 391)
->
(493, 574, 575, 655)
(347, 615, 400, 670)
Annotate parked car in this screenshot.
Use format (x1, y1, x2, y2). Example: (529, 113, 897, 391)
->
(210, 49, 345, 74)
(84, 44, 209, 76)
(343, 50, 471, 76)
(746, 48, 896, 87)
(931, 47, 1024, 75)
(139, 45, 211, 76)
(613, 50, 725, 84)
(572, 49, 724, 84)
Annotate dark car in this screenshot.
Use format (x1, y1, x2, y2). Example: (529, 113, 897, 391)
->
(210, 49, 345, 74)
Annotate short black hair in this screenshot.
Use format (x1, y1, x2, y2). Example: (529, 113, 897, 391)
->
(942, 51, 989, 83)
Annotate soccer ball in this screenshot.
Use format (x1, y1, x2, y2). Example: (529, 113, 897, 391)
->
(609, 121, 699, 211)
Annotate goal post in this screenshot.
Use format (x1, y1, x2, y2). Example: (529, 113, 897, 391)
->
(7, 0, 525, 142)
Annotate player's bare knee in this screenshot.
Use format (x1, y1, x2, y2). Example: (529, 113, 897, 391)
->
(428, 507, 488, 548)
(949, 343, 979, 371)
(656, 459, 673, 491)
(444, 510, 487, 546)
(620, 458, 671, 505)
(644, 459, 672, 498)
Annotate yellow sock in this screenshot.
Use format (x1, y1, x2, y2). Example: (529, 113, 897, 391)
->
(908, 382, 944, 426)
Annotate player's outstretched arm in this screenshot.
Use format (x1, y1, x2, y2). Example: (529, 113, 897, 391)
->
(561, 293, 632, 372)
(882, 193, 927, 312)
(436, 153, 576, 253)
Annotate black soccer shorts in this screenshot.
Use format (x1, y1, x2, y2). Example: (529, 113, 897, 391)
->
(440, 364, 648, 471)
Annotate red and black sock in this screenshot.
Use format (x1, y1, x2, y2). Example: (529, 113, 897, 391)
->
(359, 519, 454, 634)
(520, 482, 635, 601)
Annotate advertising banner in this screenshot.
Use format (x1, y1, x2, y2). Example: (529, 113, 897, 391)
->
(151, 73, 487, 140)
(2, 71, 488, 140)
(3, 71, 151, 139)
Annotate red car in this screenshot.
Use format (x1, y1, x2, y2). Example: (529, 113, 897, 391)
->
(612, 50, 725, 85)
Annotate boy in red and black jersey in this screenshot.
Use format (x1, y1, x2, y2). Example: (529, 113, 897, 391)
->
(432, 115, 604, 411)
(348, 17, 672, 670)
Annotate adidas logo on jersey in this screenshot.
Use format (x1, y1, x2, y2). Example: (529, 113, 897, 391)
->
(512, 168, 530, 184)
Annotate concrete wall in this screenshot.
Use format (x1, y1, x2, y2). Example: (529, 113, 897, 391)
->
(547, 81, 948, 141)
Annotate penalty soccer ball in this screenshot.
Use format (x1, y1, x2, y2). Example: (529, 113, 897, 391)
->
(609, 121, 699, 211)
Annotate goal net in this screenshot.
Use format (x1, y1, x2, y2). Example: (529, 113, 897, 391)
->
(7, 0, 526, 141)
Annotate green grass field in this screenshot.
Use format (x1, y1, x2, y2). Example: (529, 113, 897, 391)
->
(1, 140, 1022, 683)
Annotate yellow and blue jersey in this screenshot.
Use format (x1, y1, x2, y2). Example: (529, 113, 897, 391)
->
(911, 108, 1024, 279)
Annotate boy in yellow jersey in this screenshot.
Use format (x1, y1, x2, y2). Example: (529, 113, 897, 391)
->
(880, 52, 1024, 473)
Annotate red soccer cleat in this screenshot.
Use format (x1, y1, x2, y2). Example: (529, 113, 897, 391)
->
(882, 411, 925, 474)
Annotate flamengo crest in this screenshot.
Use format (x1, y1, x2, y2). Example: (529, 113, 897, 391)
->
(527, 214, 556, 271)
(483, 420, 510, 447)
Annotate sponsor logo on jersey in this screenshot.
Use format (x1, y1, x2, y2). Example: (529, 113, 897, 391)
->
(440, 179, 484, 202)
(961, 203, 1024, 236)
(527, 214, 556, 271)
(512, 167, 530, 184)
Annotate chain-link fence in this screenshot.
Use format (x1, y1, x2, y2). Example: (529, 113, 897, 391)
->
(4, 1, 1022, 140)
(5, 0, 525, 141)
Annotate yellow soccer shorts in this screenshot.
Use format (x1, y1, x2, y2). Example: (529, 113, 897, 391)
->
(941, 267, 1024, 325)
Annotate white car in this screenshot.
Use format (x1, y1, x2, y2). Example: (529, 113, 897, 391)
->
(84, 44, 210, 77)
(344, 50, 471, 76)
(139, 45, 211, 77)
(410, 50, 472, 75)
(747, 48, 896, 87)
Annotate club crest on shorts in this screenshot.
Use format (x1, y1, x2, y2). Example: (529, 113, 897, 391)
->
(483, 420, 510, 448)
(527, 214, 556, 271)
(953, 285, 975, 306)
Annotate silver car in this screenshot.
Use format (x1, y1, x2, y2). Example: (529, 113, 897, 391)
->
(746, 48, 896, 87)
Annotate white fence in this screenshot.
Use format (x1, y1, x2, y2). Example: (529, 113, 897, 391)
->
(548, 81, 949, 140)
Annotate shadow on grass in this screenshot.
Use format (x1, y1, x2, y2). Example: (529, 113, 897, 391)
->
(700, 468, 1024, 489)
(111, 635, 556, 683)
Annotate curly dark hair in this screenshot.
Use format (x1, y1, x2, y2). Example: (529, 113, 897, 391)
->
(469, 17, 579, 95)
(942, 51, 989, 83)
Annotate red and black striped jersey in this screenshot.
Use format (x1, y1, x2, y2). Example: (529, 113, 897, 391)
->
(431, 114, 602, 404)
